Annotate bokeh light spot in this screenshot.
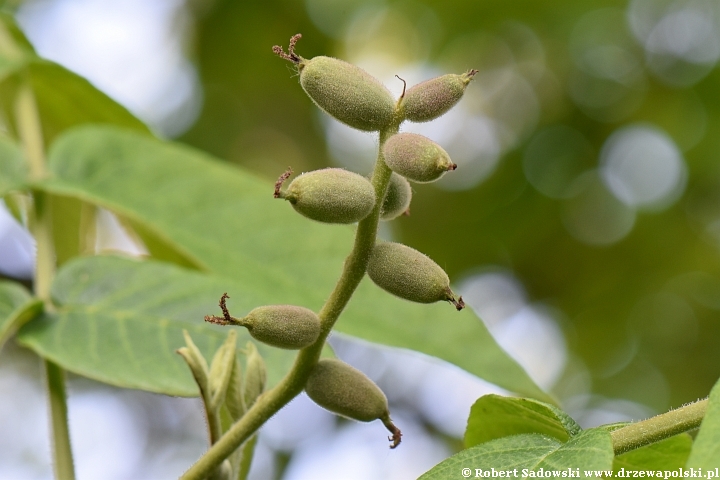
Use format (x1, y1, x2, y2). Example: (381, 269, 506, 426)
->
(600, 124, 686, 209)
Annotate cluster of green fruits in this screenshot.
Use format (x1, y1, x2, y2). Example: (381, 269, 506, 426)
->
(204, 34, 475, 449)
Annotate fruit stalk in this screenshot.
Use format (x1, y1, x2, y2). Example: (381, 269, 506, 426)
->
(180, 120, 401, 480)
(611, 398, 708, 455)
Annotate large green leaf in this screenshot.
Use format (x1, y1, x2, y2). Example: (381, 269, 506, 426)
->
(420, 429, 613, 479)
(613, 434, 691, 471)
(0, 280, 42, 349)
(464, 394, 581, 448)
(16, 255, 295, 396)
(686, 379, 720, 468)
(0, 136, 27, 196)
(35, 125, 550, 401)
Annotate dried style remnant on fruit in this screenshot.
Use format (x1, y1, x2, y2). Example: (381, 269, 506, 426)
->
(383, 133, 456, 183)
(380, 172, 412, 220)
(305, 358, 402, 448)
(275, 168, 376, 224)
(205, 295, 321, 350)
(367, 241, 465, 310)
(400, 70, 478, 122)
(274, 34, 395, 131)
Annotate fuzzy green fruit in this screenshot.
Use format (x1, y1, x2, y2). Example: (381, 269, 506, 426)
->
(306, 358, 388, 422)
(206, 303, 321, 350)
(383, 133, 456, 183)
(299, 56, 396, 131)
(367, 241, 464, 310)
(274, 34, 396, 131)
(241, 305, 320, 350)
(400, 70, 477, 122)
(380, 172, 412, 220)
(278, 168, 376, 224)
(305, 358, 402, 448)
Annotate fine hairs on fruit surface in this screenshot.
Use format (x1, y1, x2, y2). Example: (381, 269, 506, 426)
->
(383, 132, 457, 183)
(367, 242, 465, 310)
(380, 172, 412, 220)
(273, 33, 395, 131)
(274, 167, 376, 224)
(205, 294, 321, 350)
(305, 358, 402, 448)
(400, 70, 478, 122)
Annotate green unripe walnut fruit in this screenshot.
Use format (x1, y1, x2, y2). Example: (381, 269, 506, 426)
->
(277, 168, 376, 224)
(241, 305, 320, 349)
(367, 242, 465, 310)
(305, 358, 402, 448)
(206, 300, 321, 350)
(380, 173, 412, 220)
(400, 70, 477, 123)
(300, 57, 395, 131)
(383, 133, 456, 183)
(274, 34, 395, 131)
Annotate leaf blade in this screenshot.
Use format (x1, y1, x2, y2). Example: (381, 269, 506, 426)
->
(420, 429, 613, 480)
(686, 378, 720, 467)
(0, 280, 42, 349)
(16, 256, 297, 396)
(464, 394, 581, 448)
(37, 125, 550, 401)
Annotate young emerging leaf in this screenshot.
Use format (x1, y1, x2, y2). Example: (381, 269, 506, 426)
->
(383, 133, 456, 183)
(243, 342, 266, 409)
(274, 34, 395, 131)
(380, 172, 412, 220)
(208, 330, 238, 410)
(276, 168, 376, 224)
(305, 358, 402, 448)
(177, 330, 210, 401)
(367, 241, 464, 310)
(400, 70, 477, 123)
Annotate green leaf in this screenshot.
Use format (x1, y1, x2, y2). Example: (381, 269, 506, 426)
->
(420, 429, 613, 479)
(613, 434, 691, 471)
(686, 378, 720, 468)
(0, 280, 42, 349)
(36, 125, 550, 402)
(465, 394, 581, 448)
(16, 256, 296, 396)
(0, 136, 27, 196)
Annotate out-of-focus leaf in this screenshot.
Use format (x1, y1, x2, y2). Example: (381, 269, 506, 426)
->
(464, 394, 581, 448)
(36, 125, 551, 402)
(0, 136, 27, 196)
(0, 13, 34, 81)
(0, 15, 149, 145)
(25, 61, 150, 142)
(16, 255, 295, 396)
(613, 434, 691, 471)
(686, 379, 720, 467)
(0, 280, 42, 349)
(420, 429, 613, 479)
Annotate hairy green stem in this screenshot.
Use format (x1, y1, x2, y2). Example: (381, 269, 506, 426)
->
(45, 361, 76, 480)
(611, 398, 708, 455)
(180, 122, 400, 480)
(16, 79, 76, 480)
